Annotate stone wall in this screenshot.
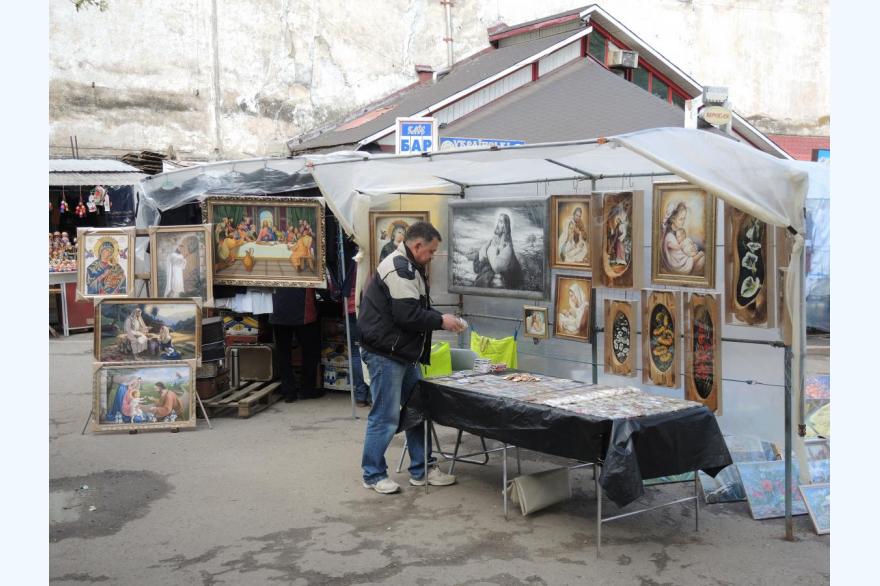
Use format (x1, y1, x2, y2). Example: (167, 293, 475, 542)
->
(49, 0, 829, 160)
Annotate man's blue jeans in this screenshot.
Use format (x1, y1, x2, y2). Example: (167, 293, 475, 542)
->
(361, 349, 433, 484)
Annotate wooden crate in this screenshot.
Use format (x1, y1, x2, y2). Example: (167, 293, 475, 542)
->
(201, 380, 282, 419)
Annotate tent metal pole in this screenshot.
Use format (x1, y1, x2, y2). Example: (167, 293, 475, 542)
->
(798, 234, 807, 436)
(337, 223, 357, 420)
(784, 346, 793, 540)
(590, 177, 598, 385)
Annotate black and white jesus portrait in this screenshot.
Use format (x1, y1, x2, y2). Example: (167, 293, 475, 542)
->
(449, 199, 548, 299)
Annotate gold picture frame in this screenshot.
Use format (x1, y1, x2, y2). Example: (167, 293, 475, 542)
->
(651, 183, 716, 288)
(684, 292, 722, 413)
(725, 205, 774, 326)
(149, 225, 214, 306)
(642, 289, 680, 389)
(92, 360, 197, 432)
(368, 210, 431, 273)
(553, 275, 592, 342)
(203, 194, 326, 288)
(550, 195, 591, 270)
(76, 227, 136, 300)
(604, 299, 637, 377)
(522, 305, 549, 339)
(94, 299, 202, 364)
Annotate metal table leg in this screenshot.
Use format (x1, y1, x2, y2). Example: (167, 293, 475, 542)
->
(595, 463, 603, 557)
(503, 443, 508, 520)
(60, 283, 70, 337)
(694, 469, 700, 531)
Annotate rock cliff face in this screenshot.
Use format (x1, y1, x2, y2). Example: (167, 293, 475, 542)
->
(49, 0, 829, 160)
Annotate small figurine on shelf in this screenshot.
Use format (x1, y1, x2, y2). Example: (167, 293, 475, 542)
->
(75, 198, 87, 218)
(59, 194, 68, 214)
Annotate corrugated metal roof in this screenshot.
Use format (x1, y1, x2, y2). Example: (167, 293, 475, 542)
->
(48, 171, 147, 186)
(49, 158, 143, 173)
(288, 29, 585, 152)
(439, 57, 683, 143)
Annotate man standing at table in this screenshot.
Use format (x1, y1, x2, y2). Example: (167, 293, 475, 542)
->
(358, 222, 466, 494)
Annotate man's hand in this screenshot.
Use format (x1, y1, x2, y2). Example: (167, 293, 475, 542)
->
(441, 314, 467, 333)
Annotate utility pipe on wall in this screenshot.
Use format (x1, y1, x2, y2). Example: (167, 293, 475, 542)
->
(442, 0, 454, 67)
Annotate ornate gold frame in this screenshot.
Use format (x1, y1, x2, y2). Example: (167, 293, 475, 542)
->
(552, 275, 592, 342)
(93, 299, 202, 364)
(651, 183, 716, 288)
(522, 305, 549, 340)
(76, 227, 136, 300)
(368, 210, 430, 273)
(202, 194, 326, 287)
(549, 194, 591, 270)
(148, 225, 214, 306)
(92, 360, 197, 432)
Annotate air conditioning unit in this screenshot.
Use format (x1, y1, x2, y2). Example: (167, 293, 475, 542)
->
(608, 49, 639, 69)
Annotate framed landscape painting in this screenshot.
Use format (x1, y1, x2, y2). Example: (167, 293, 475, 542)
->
(94, 299, 201, 363)
(550, 195, 591, 270)
(651, 183, 716, 288)
(684, 292, 722, 413)
(725, 205, 772, 326)
(604, 299, 637, 377)
(203, 194, 325, 287)
(642, 289, 680, 389)
(149, 225, 214, 305)
(595, 191, 641, 288)
(523, 305, 549, 340)
(553, 275, 591, 342)
(369, 211, 430, 272)
(93, 361, 197, 432)
(448, 199, 548, 299)
(76, 228, 136, 300)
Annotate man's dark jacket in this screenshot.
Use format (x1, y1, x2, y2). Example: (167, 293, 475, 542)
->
(358, 242, 442, 364)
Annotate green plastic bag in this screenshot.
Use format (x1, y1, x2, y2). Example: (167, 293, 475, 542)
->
(420, 341, 453, 378)
(470, 331, 518, 369)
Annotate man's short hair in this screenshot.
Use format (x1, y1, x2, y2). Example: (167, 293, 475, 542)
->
(405, 221, 442, 244)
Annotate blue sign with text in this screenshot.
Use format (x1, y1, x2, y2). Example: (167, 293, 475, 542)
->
(439, 137, 525, 150)
(399, 121, 434, 153)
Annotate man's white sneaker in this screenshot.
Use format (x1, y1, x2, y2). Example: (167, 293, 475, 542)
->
(409, 465, 457, 486)
(363, 478, 401, 494)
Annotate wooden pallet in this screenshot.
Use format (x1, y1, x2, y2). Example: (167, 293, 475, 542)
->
(201, 380, 282, 419)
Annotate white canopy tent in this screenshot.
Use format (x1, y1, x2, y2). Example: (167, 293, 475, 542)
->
(308, 127, 821, 537)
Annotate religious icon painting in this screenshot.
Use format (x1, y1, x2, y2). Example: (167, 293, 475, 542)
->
(553, 275, 591, 342)
(149, 225, 214, 305)
(448, 199, 548, 300)
(642, 289, 680, 389)
(92, 361, 197, 432)
(725, 205, 772, 326)
(369, 211, 430, 274)
(522, 305, 549, 340)
(604, 299, 637, 377)
(550, 195, 591, 270)
(595, 191, 642, 288)
(203, 194, 326, 288)
(651, 183, 716, 288)
(76, 227, 136, 300)
(684, 292, 722, 412)
(94, 299, 201, 363)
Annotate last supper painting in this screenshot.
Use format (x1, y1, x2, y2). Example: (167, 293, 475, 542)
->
(204, 195, 325, 287)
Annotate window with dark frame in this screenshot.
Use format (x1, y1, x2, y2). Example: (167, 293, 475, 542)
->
(672, 93, 686, 109)
(632, 66, 649, 91)
(588, 32, 607, 64)
(651, 75, 669, 101)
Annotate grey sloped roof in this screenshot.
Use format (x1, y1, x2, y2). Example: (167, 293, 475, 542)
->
(440, 57, 683, 143)
(288, 29, 585, 152)
(49, 158, 142, 173)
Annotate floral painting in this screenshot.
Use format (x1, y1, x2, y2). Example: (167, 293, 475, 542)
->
(651, 183, 716, 288)
(449, 199, 547, 299)
(550, 195, 590, 270)
(553, 276, 591, 342)
(94, 300, 201, 363)
(726, 205, 770, 325)
(642, 289, 679, 388)
(799, 483, 830, 534)
(604, 299, 637, 377)
(150, 225, 213, 304)
(204, 195, 325, 287)
(93, 362, 196, 432)
(737, 460, 807, 520)
(685, 293, 721, 412)
(77, 228, 135, 299)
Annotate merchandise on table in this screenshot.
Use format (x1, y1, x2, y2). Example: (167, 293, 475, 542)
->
(49, 231, 77, 272)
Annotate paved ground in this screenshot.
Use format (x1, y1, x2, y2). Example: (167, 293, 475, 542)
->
(50, 333, 830, 585)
